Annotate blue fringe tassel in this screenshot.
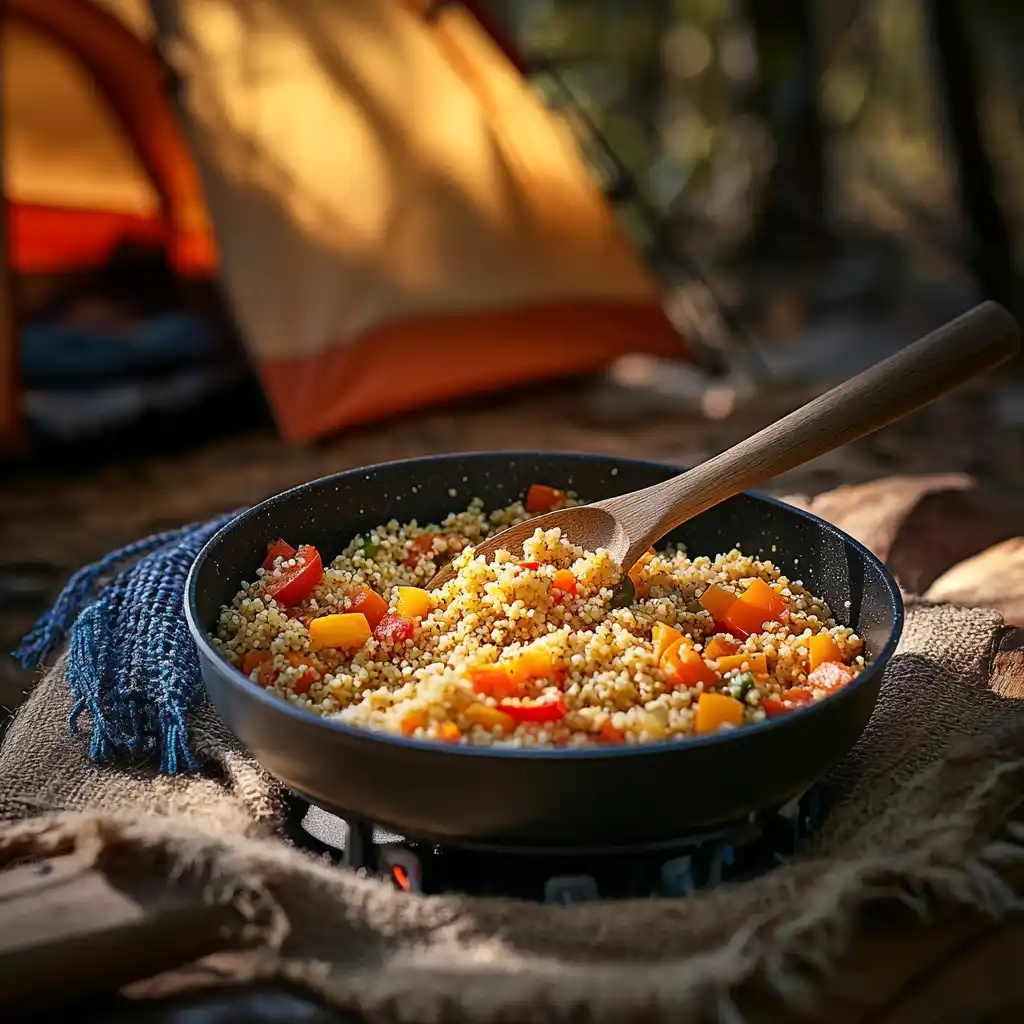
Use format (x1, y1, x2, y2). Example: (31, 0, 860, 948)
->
(15, 511, 243, 773)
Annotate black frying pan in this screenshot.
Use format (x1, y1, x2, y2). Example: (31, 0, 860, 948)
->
(186, 452, 902, 848)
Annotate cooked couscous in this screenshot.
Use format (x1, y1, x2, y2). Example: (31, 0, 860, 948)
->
(211, 483, 865, 747)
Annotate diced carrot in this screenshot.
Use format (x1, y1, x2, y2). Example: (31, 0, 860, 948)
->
(808, 633, 843, 671)
(468, 666, 518, 699)
(308, 612, 371, 651)
(808, 662, 855, 691)
(704, 637, 739, 661)
(435, 722, 462, 742)
(652, 622, 683, 664)
(525, 484, 566, 513)
(762, 699, 790, 718)
(695, 691, 745, 733)
(241, 650, 272, 676)
(511, 644, 557, 683)
(395, 586, 433, 620)
(600, 720, 624, 743)
(716, 652, 768, 676)
(262, 539, 296, 570)
(285, 651, 320, 693)
(255, 660, 279, 687)
(464, 704, 516, 733)
(550, 570, 577, 596)
(698, 584, 736, 621)
(663, 641, 718, 689)
(347, 586, 388, 629)
(400, 709, 427, 736)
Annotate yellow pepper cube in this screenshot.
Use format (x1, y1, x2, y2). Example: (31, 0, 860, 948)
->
(395, 586, 433, 620)
(308, 612, 371, 651)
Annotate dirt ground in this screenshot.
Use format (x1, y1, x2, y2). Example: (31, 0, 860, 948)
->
(3, 366, 1022, 717)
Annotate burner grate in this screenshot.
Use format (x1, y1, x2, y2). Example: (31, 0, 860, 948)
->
(299, 788, 824, 903)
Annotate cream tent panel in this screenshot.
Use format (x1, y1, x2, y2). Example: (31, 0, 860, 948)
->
(149, 0, 658, 360)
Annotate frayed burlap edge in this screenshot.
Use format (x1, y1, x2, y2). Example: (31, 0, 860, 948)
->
(2, 731, 1023, 1023)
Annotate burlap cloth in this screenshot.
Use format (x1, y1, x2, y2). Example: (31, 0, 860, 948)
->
(3, 482, 1024, 1020)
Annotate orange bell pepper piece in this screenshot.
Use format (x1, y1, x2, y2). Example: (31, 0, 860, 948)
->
(400, 709, 427, 736)
(347, 586, 388, 629)
(698, 584, 737, 621)
(464, 704, 516, 733)
(308, 612, 371, 651)
(808, 633, 843, 671)
(695, 691, 745, 733)
(716, 652, 768, 676)
(662, 640, 718, 689)
(652, 622, 683, 664)
(703, 636, 739, 661)
(468, 665, 518, 699)
(550, 570, 578, 596)
(435, 722, 462, 742)
(241, 650, 272, 676)
(721, 578, 788, 638)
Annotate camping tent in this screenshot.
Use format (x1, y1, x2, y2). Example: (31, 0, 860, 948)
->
(2, 0, 688, 446)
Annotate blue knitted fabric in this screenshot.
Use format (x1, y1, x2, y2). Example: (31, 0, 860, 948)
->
(15, 511, 243, 774)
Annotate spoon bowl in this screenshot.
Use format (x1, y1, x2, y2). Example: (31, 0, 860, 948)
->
(429, 505, 627, 588)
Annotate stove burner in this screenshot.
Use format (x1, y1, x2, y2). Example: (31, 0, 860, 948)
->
(299, 790, 824, 903)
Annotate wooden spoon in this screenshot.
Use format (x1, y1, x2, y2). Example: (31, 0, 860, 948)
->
(427, 301, 1020, 589)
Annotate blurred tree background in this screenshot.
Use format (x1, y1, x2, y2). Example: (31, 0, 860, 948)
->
(483, 0, 1024, 352)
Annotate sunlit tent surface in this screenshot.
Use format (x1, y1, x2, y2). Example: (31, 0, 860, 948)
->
(3, 0, 688, 442)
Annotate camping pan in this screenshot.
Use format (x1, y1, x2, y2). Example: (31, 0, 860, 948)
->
(186, 452, 903, 849)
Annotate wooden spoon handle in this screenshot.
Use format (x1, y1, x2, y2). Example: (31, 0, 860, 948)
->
(618, 301, 1020, 553)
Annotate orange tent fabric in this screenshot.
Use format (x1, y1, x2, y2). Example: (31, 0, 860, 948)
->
(4, 0, 688, 444)
(5, 0, 215, 274)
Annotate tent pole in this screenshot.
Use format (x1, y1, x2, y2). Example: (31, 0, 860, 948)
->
(0, 13, 24, 453)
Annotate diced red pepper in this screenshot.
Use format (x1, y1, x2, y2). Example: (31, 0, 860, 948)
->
(781, 687, 815, 704)
(262, 538, 296, 571)
(347, 586, 389, 629)
(403, 534, 439, 568)
(374, 611, 416, 644)
(499, 698, 568, 723)
(265, 545, 323, 606)
(807, 661, 855, 691)
(525, 484, 566, 513)
(550, 569, 577, 596)
(763, 687, 816, 718)
(517, 561, 541, 571)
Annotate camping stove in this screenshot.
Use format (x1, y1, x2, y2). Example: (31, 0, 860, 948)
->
(297, 789, 824, 903)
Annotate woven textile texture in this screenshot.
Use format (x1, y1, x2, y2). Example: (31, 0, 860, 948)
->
(15, 512, 241, 774)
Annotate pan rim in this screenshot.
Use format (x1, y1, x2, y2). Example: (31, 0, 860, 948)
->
(185, 450, 904, 761)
